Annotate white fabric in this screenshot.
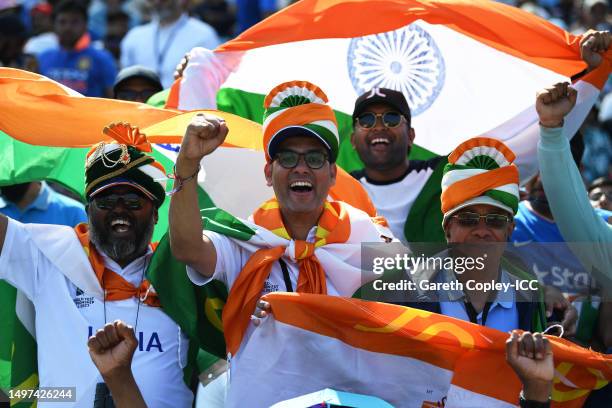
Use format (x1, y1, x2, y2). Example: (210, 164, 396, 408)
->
(356, 168, 433, 243)
(195, 372, 227, 408)
(120, 14, 220, 87)
(0, 219, 192, 408)
(225, 315, 453, 408)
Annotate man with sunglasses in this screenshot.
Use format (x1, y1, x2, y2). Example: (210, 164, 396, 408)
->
(350, 88, 447, 244)
(113, 65, 163, 103)
(170, 81, 390, 405)
(0, 123, 194, 407)
(404, 137, 547, 333)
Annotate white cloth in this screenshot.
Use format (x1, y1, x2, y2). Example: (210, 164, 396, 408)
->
(120, 14, 220, 87)
(0, 219, 192, 408)
(355, 166, 434, 243)
(23, 32, 58, 56)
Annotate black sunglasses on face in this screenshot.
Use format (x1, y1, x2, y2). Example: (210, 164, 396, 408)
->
(356, 111, 403, 129)
(93, 193, 144, 210)
(274, 150, 329, 169)
(451, 212, 513, 229)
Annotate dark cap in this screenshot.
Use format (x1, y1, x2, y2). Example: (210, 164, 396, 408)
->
(113, 65, 163, 95)
(352, 88, 411, 122)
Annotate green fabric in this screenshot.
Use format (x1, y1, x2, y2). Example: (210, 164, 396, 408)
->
(146, 89, 171, 108)
(485, 190, 519, 214)
(404, 156, 448, 246)
(575, 297, 599, 344)
(501, 257, 547, 333)
(148, 207, 255, 360)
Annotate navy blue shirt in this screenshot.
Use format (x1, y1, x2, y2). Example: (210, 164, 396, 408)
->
(38, 46, 117, 97)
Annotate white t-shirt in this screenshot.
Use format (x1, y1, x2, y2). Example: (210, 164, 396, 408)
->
(352, 158, 441, 243)
(0, 219, 192, 408)
(120, 14, 220, 87)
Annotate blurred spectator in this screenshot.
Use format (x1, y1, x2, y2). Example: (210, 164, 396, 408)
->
(120, 0, 220, 88)
(0, 14, 28, 68)
(193, 0, 235, 40)
(105, 10, 130, 61)
(38, 0, 117, 97)
(88, 0, 142, 40)
(581, 108, 611, 182)
(113, 65, 163, 102)
(23, 2, 59, 57)
(572, 0, 612, 33)
(588, 177, 612, 211)
(231, 0, 278, 34)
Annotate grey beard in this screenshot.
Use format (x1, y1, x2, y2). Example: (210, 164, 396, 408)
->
(89, 218, 155, 263)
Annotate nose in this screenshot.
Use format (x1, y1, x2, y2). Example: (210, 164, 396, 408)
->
(470, 219, 495, 239)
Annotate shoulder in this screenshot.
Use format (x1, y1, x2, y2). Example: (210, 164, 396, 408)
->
(186, 17, 216, 33)
(350, 169, 366, 181)
(122, 23, 153, 43)
(408, 155, 444, 173)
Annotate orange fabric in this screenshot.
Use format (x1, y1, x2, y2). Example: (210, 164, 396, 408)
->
(448, 136, 516, 164)
(217, 0, 593, 78)
(222, 199, 351, 355)
(263, 293, 612, 407)
(102, 123, 153, 152)
(74, 223, 160, 307)
(441, 165, 519, 213)
(263, 103, 337, 157)
(330, 167, 378, 217)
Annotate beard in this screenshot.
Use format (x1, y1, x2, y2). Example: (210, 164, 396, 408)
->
(89, 214, 155, 263)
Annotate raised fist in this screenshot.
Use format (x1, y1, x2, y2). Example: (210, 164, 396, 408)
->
(580, 30, 611, 71)
(88, 320, 138, 379)
(535, 82, 577, 128)
(178, 113, 229, 164)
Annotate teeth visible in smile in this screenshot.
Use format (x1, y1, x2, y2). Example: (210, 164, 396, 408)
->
(371, 138, 390, 145)
(290, 181, 313, 188)
(111, 219, 131, 227)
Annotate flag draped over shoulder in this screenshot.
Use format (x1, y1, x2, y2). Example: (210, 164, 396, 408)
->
(227, 293, 612, 408)
(169, 0, 611, 181)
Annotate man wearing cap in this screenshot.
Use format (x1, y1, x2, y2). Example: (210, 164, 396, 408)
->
(405, 137, 547, 333)
(113, 65, 164, 103)
(169, 81, 389, 397)
(0, 123, 193, 407)
(350, 88, 447, 244)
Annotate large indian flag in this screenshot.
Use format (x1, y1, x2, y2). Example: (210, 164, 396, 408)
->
(169, 0, 611, 180)
(229, 293, 611, 408)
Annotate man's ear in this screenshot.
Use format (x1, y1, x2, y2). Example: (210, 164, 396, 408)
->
(154, 208, 159, 224)
(409, 127, 416, 144)
(329, 163, 337, 186)
(264, 161, 273, 187)
(350, 130, 357, 149)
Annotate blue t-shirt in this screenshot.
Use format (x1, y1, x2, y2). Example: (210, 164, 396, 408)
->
(0, 182, 87, 227)
(235, 0, 278, 34)
(38, 46, 117, 97)
(511, 201, 611, 294)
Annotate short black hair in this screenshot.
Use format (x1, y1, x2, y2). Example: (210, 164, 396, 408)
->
(588, 177, 612, 192)
(52, 0, 88, 22)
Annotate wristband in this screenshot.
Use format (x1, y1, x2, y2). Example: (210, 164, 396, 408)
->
(167, 164, 200, 196)
(519, 390, 551, 408)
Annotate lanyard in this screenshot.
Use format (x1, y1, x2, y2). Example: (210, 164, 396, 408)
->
(464, 301, 492, 326)
(279, 258, 293, 292)
(154, 15, 188, 77)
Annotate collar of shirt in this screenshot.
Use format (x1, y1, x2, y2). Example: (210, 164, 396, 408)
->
(153, 13, 189, 30)
(435, 266, 515, 310)
(0, 182, 51, 212)
(100, 246, 154, 287)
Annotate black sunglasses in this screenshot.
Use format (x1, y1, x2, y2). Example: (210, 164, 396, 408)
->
(356, 111, 403, 129)
(274, 150, 329, 169)
(93, 193, 144, 210)
(451, 212, 513, 229)
(589, 191, 612, 201)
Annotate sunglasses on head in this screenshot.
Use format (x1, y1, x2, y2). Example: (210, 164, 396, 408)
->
(93, 193, 144, 210)
(451, 212, 513, 229)
(274, 150, 329, 169)
(356, 111, 403, 129)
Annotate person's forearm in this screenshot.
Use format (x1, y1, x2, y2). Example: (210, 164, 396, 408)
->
(169, 156, 206, 264)
(522, 379, 552, 403)
(102, 369, 147, 408)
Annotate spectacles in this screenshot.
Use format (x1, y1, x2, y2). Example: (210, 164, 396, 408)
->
(93, 193, 144, 210)
(115, 89, 158, 102)
(356, 111, 403, 129)
(451, 212, 513, 229)
(589, 191, 612, 201)
(274, 150, 329, 169)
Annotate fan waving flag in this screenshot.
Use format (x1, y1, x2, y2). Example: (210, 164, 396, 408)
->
(169, 0, 611, 180)
(229, 293, 612, 408)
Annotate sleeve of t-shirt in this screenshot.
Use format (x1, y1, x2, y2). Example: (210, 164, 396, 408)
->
(186, 230, 245, 288)
(0, 219, 45, 300)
